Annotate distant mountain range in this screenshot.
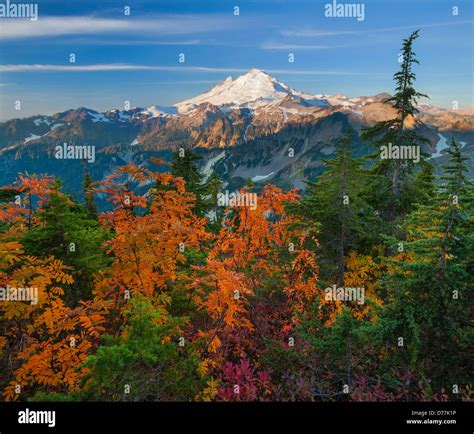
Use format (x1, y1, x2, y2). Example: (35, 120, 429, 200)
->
(1, 68, 473, 200)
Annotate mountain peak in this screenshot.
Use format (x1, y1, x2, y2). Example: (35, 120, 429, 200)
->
(245, 68, 271, 77)
(175, 68, 292, 112)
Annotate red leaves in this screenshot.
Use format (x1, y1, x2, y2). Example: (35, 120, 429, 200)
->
(217, 359, 273, 401)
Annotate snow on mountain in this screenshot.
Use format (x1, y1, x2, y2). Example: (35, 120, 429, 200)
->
(174, 68, 389, 115)
(87, 111, 110, 123)
(2, 68, 468, 159)
(431, 133, 449, 158)
(252, 172, 275, 182)
(24, 133, 42, 143)
(141, 105, 178, 118)
(33, 117, 54, 127)
(1, 67, 472, 199)
(175, 68, 298, 112)
(109, 109, 132, 121)
(201, 150, 226, 180)
(71, 69, 449, 126)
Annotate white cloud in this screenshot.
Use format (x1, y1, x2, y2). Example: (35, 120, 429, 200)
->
(281, 29, 356, 37)
(70, 38, 203, 46)
(0, 64, 251, 72)
(261, 42, 346, 50)
(0, 64, 385, 77)
(0, 15, 236, 39)
(281, 20, 474, 38)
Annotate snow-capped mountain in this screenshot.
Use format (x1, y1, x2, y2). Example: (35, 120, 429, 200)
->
(0, 68, 472, 203)
(174, 68, 332, 112)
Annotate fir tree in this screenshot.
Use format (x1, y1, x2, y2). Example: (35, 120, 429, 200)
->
(298, 130, 380, 284)
(82, 166, 99, 219)
(74, 297, 208, 401)
(362, 30, 430, 222)
(206, 171, 224, 223)
(171, 149, 208, 216)
(378, 138, 472, 392)
(413, 159, 436, 205)
(22, 183, 109, 304)
(0, 188, 18, 204)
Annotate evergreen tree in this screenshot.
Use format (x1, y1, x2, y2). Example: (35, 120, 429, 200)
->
(378, 138, 472, 393)
(206, 170, 224, 224)
(82, 166, 99, 220)
(74, 297, 208, 401)
(22, 183, 109, 304)
(170, 149, 208, 216)
(362, 30, 430, 222)
(413, 159, 437, 205)
(0, 188, 18, 204)
(297, 130, 380, 284)
(441, 138, 468, 195)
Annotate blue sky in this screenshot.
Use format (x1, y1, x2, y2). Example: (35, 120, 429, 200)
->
(0, 0, 472, 120)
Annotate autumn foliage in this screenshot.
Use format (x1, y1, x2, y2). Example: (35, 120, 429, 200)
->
(0, 150, 471, 402)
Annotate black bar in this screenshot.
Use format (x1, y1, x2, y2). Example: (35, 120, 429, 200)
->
(0, 402, 471, 433)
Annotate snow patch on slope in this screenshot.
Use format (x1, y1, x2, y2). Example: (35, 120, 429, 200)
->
(33, 117, 53, 127)
(252, 172, 275, 182)
(141, 105, 178, 118)
(24, 133, 41, 143)
(431, 133, 448, 158)
(88, 111, 110, 123)
(202, 151, 226, 180)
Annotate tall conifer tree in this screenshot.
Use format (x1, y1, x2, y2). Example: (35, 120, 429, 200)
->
(362, 30, 430, 222)
(298, 130, 379, 284)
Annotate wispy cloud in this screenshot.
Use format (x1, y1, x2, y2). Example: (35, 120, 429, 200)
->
(261, 42, 347, 50)
(268, 69, 385, 77)
(0, 64, 250, 73)
(67, 38, 203, 46)
(140, 80, 230, 84)
(0, 15, 238, 39)
(281, 29, 356, 37)
(0, 64, 386, 77)
(281, 20, 474, 38)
